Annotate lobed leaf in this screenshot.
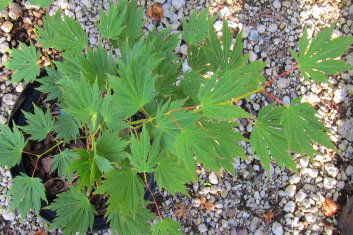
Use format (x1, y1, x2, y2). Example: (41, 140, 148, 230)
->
(8, 174, 47, 219)
(250, 104, 297, 173)
(36, 68, 62, 101)
(28, 0, 52, 8)
(281, 97, 335, 156)
(51, 149, 79, 180)
(46, 188, 95, 235)
(100, 94, 130, 131)
(36, 13, 61, 49)
(97, 3, 125, 40)
(5, 43, 40, 84)
(61, 79, 102, 130)
(54, 113, 82, 142)
(152, 218, 183, 235)
(293, 25, 353, 82)
(95, 162, 145, 219)
(22, 104, 55, 141)
(154, 151, 194, 196)
(108, 207, 155, 235)
(96, 131, 128, 162)
(129, 127, 160, 173)
(183, 9, 210, 46)
(0, 124, 27, 168)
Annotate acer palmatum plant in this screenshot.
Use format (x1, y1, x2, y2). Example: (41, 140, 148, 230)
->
(1, 0, 353, 233)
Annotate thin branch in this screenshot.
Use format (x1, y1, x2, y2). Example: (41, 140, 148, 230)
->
(261, 90, 288, 107)
(143, 172, 162, 220)
(31, 157, 40, 177)
(262, 66, 298, 88)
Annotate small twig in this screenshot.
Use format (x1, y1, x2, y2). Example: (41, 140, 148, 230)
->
(262, 66, 298, 88)
(261, 90, 288, 107)
(22, 151, 39, 157)
(31, 157, 40, 177)
(143, 172, 162, 220)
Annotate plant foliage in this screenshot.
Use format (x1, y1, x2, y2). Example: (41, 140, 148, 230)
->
(1, 1, 352, 233)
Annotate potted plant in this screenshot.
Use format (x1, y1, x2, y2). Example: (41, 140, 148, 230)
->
(1, 0, 352, 233)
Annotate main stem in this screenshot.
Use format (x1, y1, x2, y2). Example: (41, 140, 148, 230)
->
(127, 66, 298, 127)
(143, 173, 162, 220)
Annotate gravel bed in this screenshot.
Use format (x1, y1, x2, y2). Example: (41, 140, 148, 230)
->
(1, 0, 353, 234)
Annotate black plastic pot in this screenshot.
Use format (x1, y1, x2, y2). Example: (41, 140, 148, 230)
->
(8, 77, 157, 231)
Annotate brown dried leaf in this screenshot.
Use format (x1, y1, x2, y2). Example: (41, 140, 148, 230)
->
(34, 230, 48, 235)
(200, 196, 215, 211)
(264, 211, 275, 224)
(204, 202, 215, 211)
(322, 198, 340, 216)
(173, 202, 187, 221)
(146, 4, 164, 20)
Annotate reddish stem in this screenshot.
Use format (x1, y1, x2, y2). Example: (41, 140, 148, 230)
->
(262, 66, 298, 88)
(144, 174, 162, 220)
(168, 105, 200, 132)
(22, 151, 38, 157)
(262, 90, 287, 106)
(31, 157, 40, 177)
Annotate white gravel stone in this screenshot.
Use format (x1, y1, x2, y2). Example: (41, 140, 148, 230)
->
(333, 87, 347, 103)
(249, 51, 257, 62)
(285, 185, 296, 198)
(257, 24, 266, 34)
(81, 0, 92, 8)
(337, 119, 353, 141)
(277, 78, 290, 89)
(192, 198, 201, 207)
(180, 44, 187, 56)
(323, 177, 337, 189)
(324, 163, 339, 178)
(253, 103, 260, 111)
(2, 94, 15, 105)
(283, 96, 290, 105)
(198, 223, 207, 233)
(345, 165, 353, 176)
(254, 226, 266, 235)
(0, 42, 9, 54)
(2, 209, 15, 221)
(289, 174, 300, 184)
(273, 0, 281, 9)
(268, 24, 278, 32)
(172, 0, 185, 10)
(302, 168, 318, 178)
(295, 190, 307, 202)
(272, 222, 284, 235)
(283, 201, 296, 213)
(0, 115, 6, 125)
(209, 172, 219, 184)
(1, 21, 13, 33)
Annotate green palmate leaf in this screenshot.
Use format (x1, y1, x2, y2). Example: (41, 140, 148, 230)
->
(37, 68, 62, 101)
(129, 127, 160, 173)
(51, 149, 78, 180)
(55, 113, 81, 141)
(96, 131, 128, 162)
(109, 41, 161, 115)
(250, 104, 297, 173)
(96, 163, 145, 219)
(198, 72, 253, 121)
(204, 21, 247, 73)
(37, 12, 61, 49)
(100, 94, 130, 131)
(0, 124, 27, 168)
(108, 207, 155, 235)
(117, 0, 143, 44)
(281, 97, 335, 156)
(293, 25, 353, 82)
(51, 14, 87, 55)
(174, 122, 245, 173)
(188, 45, 210, 73)
(61, 79, 102, 129)
(154, 151, 194, 196)
(146, 28, 180, 98)
(5, 42, 40, 83)
(79, 46, 117, 88)
(8, 174, 47, 219)
(152, 218, 183, 235)
(183, 8, 211, 46)
(69, 149, 112, 190)
(47, 188, 95, 235)
(180, 70, 205, 103)
(29, 0, 52, 8)
(22, 104, 55, 141)
(55, 55, 82, 80)
(0, 0, 11, 11)
(152, 99, 199, 153)
(97, 3, 125, 40)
